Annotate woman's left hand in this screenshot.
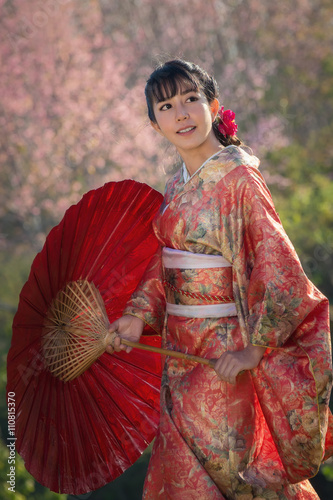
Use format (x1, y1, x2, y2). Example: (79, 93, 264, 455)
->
(214, 343, 266, 384)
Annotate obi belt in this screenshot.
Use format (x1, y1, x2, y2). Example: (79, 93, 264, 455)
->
(162, 247, 237, 318)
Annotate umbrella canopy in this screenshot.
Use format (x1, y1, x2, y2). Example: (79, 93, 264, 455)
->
(7, 179, 164, 494)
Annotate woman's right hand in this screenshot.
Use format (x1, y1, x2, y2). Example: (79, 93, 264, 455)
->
(106, 315, 145, 354)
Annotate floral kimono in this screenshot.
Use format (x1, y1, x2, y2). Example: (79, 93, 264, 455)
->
(124, 146, 333, 499)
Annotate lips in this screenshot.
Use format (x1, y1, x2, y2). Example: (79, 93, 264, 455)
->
(177, 126, 196, 134)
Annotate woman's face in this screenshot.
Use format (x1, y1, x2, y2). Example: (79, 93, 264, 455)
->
(151, 85, 220, 159)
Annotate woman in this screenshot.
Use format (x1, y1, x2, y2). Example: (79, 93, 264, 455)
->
(107, 59, 333, 499)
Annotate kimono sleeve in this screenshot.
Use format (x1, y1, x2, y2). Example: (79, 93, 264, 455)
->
(235, 167, 330, 350)
(122, 245, 166, 335)
(232, 167, 332, 482)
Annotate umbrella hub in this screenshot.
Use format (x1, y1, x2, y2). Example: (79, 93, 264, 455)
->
(41, 279, 110, 382)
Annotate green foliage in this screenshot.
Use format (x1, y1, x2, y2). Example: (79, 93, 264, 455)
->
(265, 134, 333, 302)
(321, 462, 333, 482)
(0, 250, 35, 439)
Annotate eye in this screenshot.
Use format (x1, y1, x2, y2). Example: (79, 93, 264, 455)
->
(186, 95, 199, 102)
(159, 103, 172, 111)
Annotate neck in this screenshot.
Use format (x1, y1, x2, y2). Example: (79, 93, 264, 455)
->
(178, 136, 223, 176)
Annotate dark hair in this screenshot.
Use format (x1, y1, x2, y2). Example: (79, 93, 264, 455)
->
(145, 59, 242, 147)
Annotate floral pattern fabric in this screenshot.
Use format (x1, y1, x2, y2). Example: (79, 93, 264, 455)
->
(124, 146, 333, 499)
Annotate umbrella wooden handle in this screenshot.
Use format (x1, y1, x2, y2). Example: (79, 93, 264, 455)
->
(119, 338, 216, 369)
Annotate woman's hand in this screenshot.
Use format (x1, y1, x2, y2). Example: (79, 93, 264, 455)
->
(214, 343, 266, 384)
(106, 315, 145, 354)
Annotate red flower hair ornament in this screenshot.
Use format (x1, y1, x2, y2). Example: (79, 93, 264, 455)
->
(216, 106, 238, 137)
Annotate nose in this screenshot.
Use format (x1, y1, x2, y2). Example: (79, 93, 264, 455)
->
(176, 104, 189, 121)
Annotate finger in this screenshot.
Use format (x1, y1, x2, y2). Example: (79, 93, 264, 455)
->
(114, 337, 133, 353)
(215, 362, 236, 383)
(223, 362, 235, 380)
(214, 365, 228, 382)
(113, 336, 124, 352)
(105, 345, 114, 354)
(215, 352, 234, 370)
(225, 364, 241, 385)
(215, 359, 232, 379)
(108, 320, 119, 333)
(114, 336, 121, 347)
(216, 372, 236, 384)
(217, 372, 229, 383)
(121, 339, 133, 353)
(213, 355, 227, 374)
(214, 360, 227, 379)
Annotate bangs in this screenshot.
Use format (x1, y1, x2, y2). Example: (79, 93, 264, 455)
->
(150, 71, 199, 103)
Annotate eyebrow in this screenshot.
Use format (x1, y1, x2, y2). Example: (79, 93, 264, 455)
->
(157, 88, 198, 104)
(180, 88, 197, 96)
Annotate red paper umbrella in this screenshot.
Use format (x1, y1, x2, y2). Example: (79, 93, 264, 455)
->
(7, 179, 164, 494)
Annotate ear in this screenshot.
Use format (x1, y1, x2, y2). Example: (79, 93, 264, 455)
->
(150, 120, 164, 137)
(210, 98, 220, 121)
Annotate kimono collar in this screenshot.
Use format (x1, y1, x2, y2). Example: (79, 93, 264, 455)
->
(181, 145, 260, 185)
(181, 148, 225, 185)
